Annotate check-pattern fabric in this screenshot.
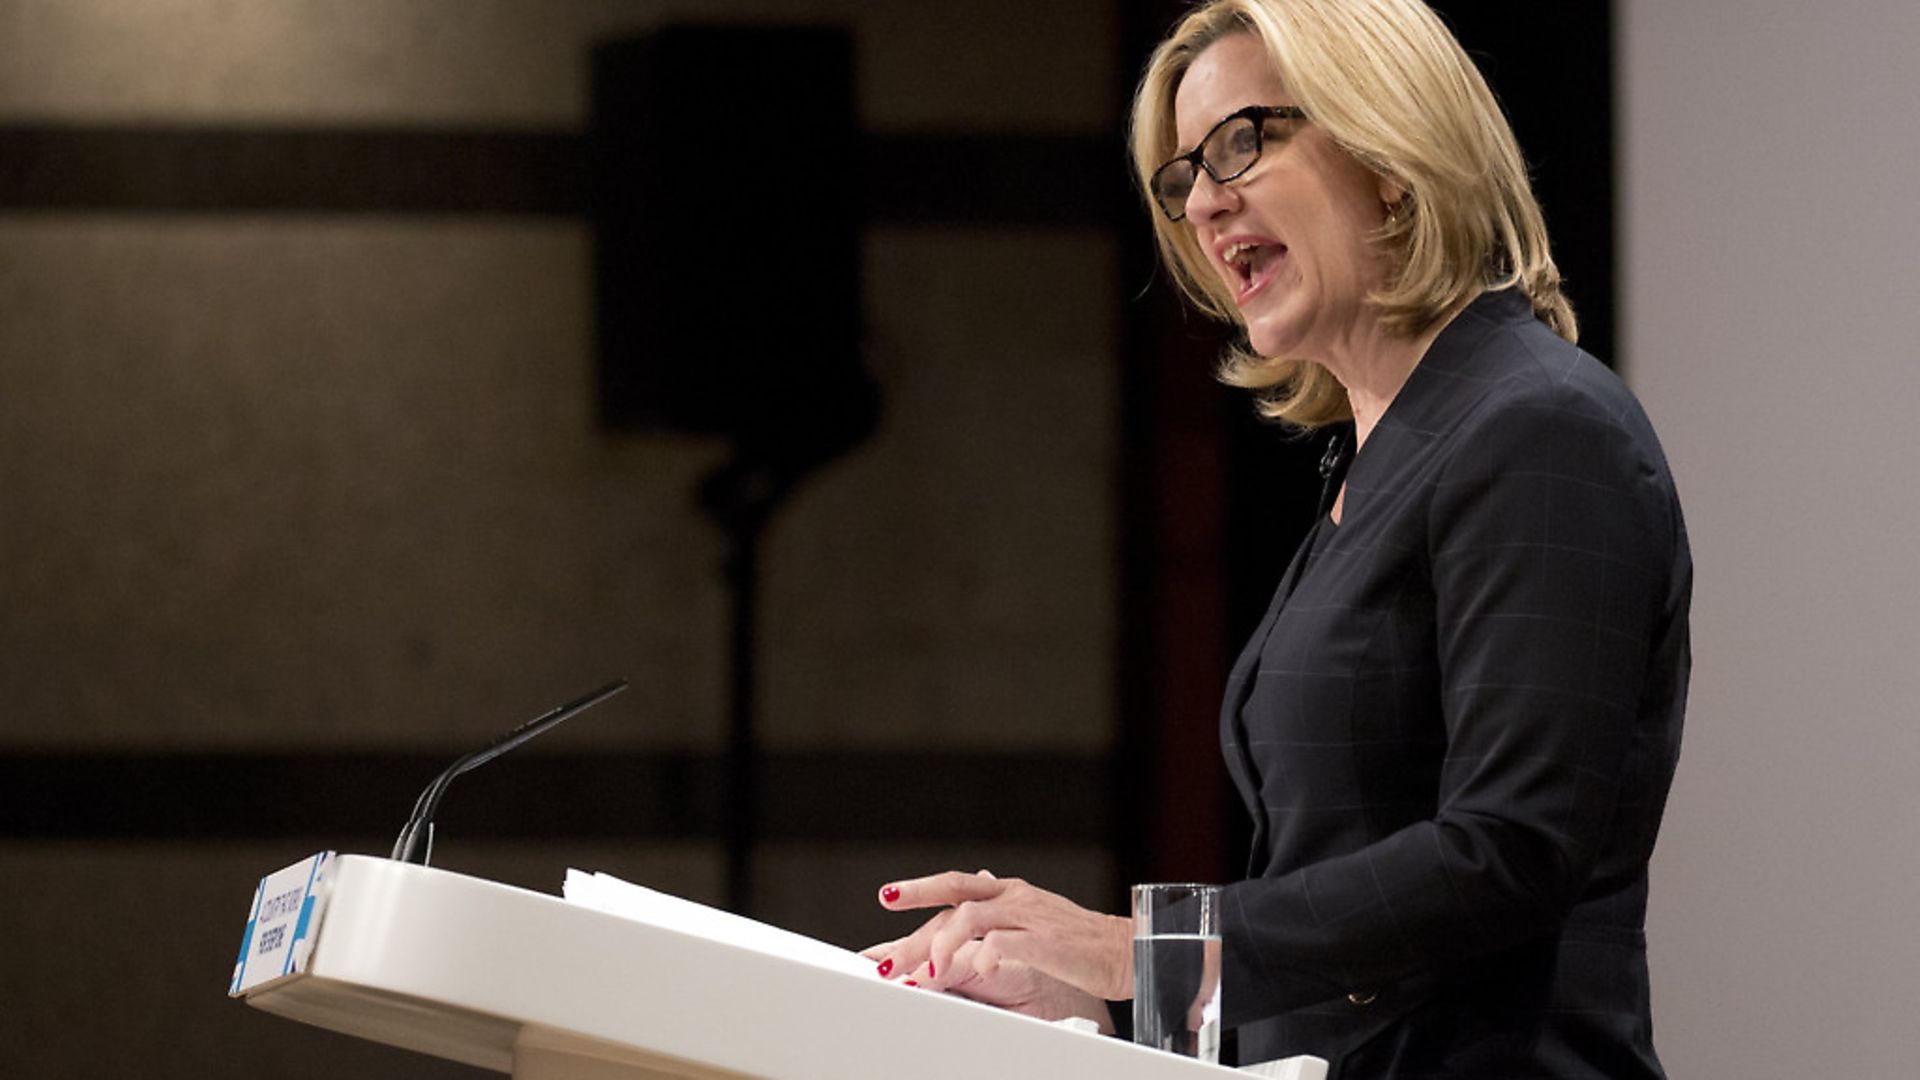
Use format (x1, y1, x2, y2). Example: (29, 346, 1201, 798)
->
(1218, 289, 1691, 1079)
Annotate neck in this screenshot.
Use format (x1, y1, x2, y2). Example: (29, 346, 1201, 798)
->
(1324, 295, 1475, 448)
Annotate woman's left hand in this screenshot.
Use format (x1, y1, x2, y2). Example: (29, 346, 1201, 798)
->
(868, 870, 1133, 1002)
(863, 933, 1116, 1030)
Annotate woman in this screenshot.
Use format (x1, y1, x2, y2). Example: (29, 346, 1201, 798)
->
(868, 1, 1690, 1076)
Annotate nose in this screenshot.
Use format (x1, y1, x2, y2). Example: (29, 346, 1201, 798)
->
(1183, 168, 1239, 223)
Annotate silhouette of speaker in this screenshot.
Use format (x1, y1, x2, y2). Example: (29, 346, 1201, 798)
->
(591, 25, 875, 470)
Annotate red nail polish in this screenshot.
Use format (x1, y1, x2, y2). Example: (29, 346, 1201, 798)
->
(927, 960, 936, 978)
(881, 885, 901, 903)
(877, 958, 893, 977)
(903, 979, 918, 987)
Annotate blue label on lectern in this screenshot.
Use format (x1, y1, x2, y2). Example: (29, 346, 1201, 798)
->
(230, 851, 333, 996)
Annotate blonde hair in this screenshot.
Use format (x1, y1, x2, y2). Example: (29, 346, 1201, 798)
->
(1129, 0, 1575, 427)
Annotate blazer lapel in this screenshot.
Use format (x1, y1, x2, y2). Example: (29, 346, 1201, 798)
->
(1220, 473, 1336, 876)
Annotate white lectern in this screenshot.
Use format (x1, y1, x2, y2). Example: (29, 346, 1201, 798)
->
(233, 855, 1312, 1080)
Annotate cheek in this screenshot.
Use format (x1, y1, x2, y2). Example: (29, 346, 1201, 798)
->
(1303, 220, 1378, 291)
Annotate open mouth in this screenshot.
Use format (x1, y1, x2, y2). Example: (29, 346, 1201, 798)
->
(1222, 241, 1285, 301)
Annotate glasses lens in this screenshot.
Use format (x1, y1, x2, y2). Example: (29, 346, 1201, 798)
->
(1204, 116, 1264, 182)
(1152, 160, 1197, 219)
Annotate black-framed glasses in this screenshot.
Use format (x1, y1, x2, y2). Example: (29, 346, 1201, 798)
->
(1149, 104, 1309, 222)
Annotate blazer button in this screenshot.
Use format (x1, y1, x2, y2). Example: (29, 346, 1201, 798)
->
(1347, 991, 1378, 1005)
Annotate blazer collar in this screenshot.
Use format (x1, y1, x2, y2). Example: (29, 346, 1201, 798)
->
(1341, 288, 1538, 513)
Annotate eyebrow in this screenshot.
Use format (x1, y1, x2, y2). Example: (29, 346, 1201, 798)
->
(1175, 103, 1274, 155)
(1173, 108, 1238, 156)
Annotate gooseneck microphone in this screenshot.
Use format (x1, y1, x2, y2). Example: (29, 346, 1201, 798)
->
(390, 679, 629, 866)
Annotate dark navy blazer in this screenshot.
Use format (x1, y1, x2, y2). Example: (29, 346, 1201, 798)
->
(1218, 289, 1691, 1078)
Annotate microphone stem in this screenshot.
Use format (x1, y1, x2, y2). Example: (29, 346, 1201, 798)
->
(390, 679, 628, 866)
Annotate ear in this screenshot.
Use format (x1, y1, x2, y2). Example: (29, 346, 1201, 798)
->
(1375, 173, 1408, 208)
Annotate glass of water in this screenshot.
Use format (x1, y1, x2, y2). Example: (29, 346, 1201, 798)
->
(1131, 883, 1223, 1062)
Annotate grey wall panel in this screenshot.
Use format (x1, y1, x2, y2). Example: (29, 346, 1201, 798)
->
(1623, 0, 1920, 1074)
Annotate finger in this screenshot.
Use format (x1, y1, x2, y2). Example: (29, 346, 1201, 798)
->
(938, 936, 1001, 996)
(878, 869, 1008, 912)
(874, 907, 953, 980)
(861, 937, 910, 978)
(946, 937, 988, 986)
(924, 898, 1014, 989)
(959, 929, 1012, 984)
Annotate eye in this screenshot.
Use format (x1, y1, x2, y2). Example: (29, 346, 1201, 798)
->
(1159, 167, 1196, 200)
(1260, 115, 1300, 142)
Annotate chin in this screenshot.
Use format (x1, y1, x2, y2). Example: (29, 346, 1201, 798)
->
(1239, 292, 1314, 360)
(1243, 321, 1305, 360)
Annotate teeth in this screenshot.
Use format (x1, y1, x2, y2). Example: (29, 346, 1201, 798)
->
(1223, 242, 1258, 267)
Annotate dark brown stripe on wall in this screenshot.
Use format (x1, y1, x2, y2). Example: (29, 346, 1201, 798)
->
(0, 126, 1125, 225)
(0, 750, 1111, 845)
(0, 127, 585, 215)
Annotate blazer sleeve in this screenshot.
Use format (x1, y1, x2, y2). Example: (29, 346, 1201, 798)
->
(1217, 382, 1684, 1022)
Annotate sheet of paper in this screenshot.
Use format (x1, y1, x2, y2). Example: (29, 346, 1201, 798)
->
(563, 869, 877, 980)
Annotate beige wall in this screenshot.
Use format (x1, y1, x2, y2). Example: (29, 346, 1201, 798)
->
(1623, 0, 1920, 1074)
(0, 1, 1121, 1075)
(0, 221, 1119, 753)
(0, 0, 1114, 130)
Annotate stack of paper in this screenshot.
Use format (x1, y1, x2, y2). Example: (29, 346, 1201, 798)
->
(562, 869, 878, 981)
